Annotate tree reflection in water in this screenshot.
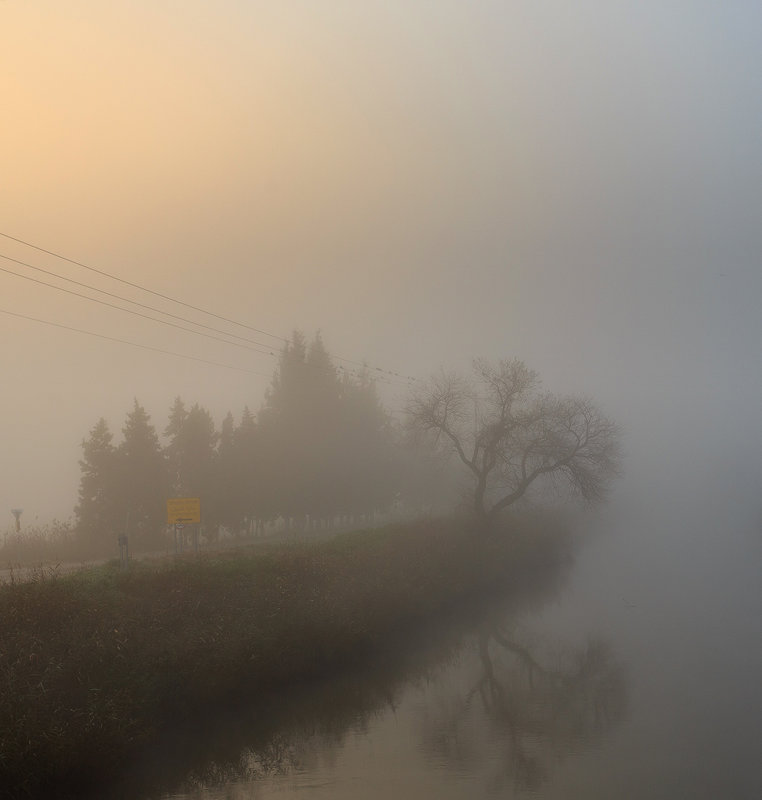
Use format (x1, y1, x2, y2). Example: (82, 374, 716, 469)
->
(419, 617, 627, 794)
(120, 539, 626, 800)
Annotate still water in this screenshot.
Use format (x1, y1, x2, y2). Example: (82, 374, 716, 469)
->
(155, 479, 762, 799)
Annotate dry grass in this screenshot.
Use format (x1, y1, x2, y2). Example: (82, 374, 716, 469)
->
(0, 515, 571, 798)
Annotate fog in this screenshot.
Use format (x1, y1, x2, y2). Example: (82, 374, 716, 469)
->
(4, 4, 762, 797)
(2, 0, 761, 530)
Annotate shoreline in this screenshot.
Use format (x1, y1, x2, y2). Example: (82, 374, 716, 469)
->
(0, 514, 574, 799)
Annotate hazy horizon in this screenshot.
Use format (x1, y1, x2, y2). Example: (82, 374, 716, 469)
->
(3, 1, 761, 524)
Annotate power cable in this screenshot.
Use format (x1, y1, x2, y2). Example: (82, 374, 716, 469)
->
(0, 255, 414, 388)
(0, 264, 277, 356)
(0, 260, 412, 388)
(0, 252, 281, 351)
(0, 231, 420, 383)
(0, 231, 285, 343)
(0, 307, 273, 377)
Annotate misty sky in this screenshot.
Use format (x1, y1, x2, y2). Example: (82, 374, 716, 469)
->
(2, 1, 761, 522)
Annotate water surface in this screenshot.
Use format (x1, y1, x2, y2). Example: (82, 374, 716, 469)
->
(155, 480, 762, 799)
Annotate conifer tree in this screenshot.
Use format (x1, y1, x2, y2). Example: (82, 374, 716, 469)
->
(215, 411, 237, 532)
(259, 331, 399, 526)
(233, 406, 263, 533)
(164, 396, 188, 494)
(338, 369, 398, 518)
(260, 332, 312, 524)
(116, 399, 168, 541)
(75, 417, 117, 552)
(164, 401, 217, 496)
(163, 399, 219, 531)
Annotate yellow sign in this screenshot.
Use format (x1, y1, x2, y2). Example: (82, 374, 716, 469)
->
(167, 497, 201, 524)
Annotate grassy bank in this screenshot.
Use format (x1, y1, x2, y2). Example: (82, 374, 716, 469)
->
(0, 515, 572, 799)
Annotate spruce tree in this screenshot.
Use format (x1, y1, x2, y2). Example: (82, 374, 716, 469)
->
(258, 331, 398, 526)
(116, 399, 168, 543)
(164, 400, 218, 501)
(75, 417, 117, 553)
(215, 411, 237, 533)
(233, 406, 261, 534)
(164, 396, 188, 495)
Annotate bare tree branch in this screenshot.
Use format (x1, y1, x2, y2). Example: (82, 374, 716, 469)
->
(407, 359, 621, 524)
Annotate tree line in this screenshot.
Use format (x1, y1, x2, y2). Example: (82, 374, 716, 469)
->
(75, 333, 428, 552)
(75, 334, 621, 552)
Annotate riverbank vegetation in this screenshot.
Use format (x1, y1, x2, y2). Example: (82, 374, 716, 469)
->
(73, 332, 455, 559)
(0, 520, 78, 568)
(70, 334, 620, 560)
(2, 335, 619, 796)
(407, 358, 621, 522)
(0, 514, 572, 799)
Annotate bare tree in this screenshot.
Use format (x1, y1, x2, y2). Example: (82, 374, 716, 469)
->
(407, 359, 621, 522)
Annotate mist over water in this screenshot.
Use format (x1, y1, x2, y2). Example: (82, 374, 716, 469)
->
(151, 419, 762, 799)
(2, 2, 762, 796)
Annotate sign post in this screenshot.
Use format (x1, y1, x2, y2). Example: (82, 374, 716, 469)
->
(167, 498, 201, 555)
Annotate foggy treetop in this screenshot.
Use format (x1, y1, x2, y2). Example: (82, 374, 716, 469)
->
(2, 2, 761, 520)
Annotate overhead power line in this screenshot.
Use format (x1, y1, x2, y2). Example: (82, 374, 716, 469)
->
(0, 231, 419, 383)
(0, 256, 412, 388)
(0, 263, 279, 356)
(0, 252, 281, 352)
(0, 307, 273, 377)
(0, 231, 285, 343)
